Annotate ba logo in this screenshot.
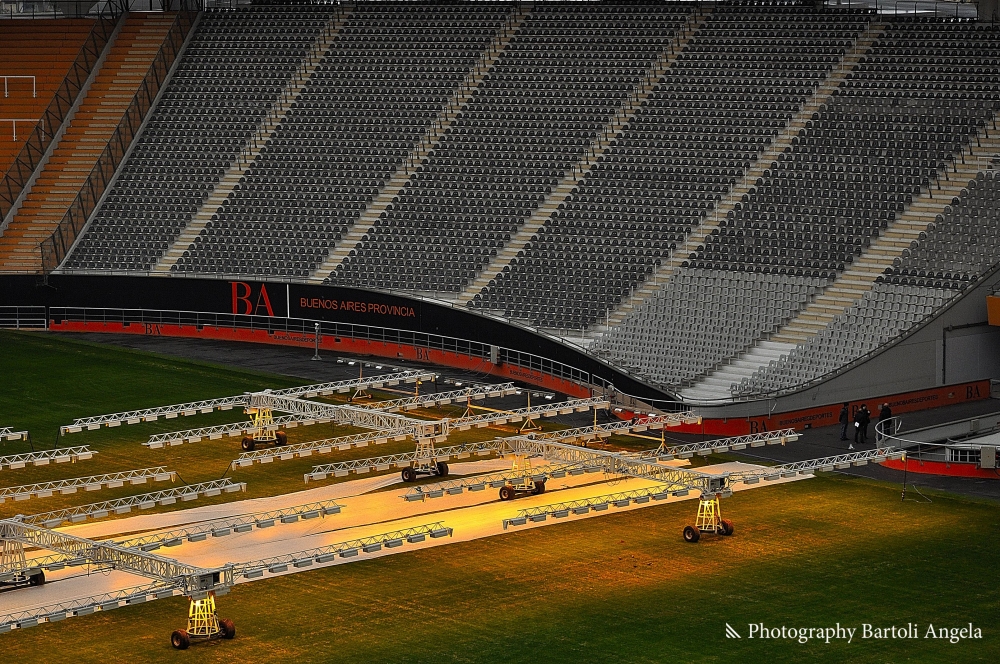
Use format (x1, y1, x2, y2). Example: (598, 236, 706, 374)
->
(231, 281, 275, 317)
(726, 623, 742, 639)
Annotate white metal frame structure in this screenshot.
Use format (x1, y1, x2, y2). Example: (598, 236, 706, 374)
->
(0, 428, 29, 442)
(23, 479, 246, 528)
(0, 467, 175, 503)
(0, 447, 96, 471)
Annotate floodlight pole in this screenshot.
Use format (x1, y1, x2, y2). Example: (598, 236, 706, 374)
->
(312, 322, 322, 361)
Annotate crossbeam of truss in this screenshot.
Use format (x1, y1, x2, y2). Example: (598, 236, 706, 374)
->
(448, 397, 610, 431)
(628, 429, 801, 461)
(0, 446, 96, 471)
(0, 428, 29, 442)
(305, 441, 505, 482)
(352, 383, 517, 412)
(0, 581, 182, 632)
(0, 467, 174, 502)
(145, 414, 304, 448)
(0, 520, 231, 595)
(231, 428, 412, 468)
(60, 370, 435, 434)
(726, 447, 904, 484)
(401, 461, 600, 501)
(232, 522, 452, 578)
(23, 479, 246, 529)
(117, 499, 344, 552)
(502, 484, 677, 529)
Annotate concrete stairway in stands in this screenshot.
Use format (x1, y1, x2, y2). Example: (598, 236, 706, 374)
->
(597, 21, 886, 338)
(679, 341, 795, 402)
(310, 3, 530, 283)
(0, 13, 175, 273)
(456, 5, 709, 307)
(155, 8, 352, 274)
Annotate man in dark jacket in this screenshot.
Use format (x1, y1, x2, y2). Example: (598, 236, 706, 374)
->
(851, 406, 863, 449)
(877, 403, 893, 443)
(859, 404, 871, 445)
(839, 402, 850, 441)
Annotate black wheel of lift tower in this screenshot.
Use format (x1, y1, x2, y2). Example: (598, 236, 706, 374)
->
(436, 461, 449, 477)
(401, 467, 417, 482)
(682, 525, 701, 543)
(171, 630, 191, 650)
(241, 437, 255, 451)
(721, 519, 734, 536)
(28, 570, 45, 586)
(499, 485, 513, 501)
(220, 618, 236, 639)
(275, 431, 287, 446)
(532, 480, 546, 495)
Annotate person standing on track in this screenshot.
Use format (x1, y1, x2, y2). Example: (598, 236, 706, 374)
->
(839, 402, 850, 442)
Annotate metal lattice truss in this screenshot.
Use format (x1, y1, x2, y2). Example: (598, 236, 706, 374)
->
(726, 447, 904, 485)
(117, 500, 344, 553)
(448, 397, 610, 431)
(11, 499, 343, 579)
(0, 446, 96, 471)
(629, 429, 801, 461)
(402, 461, 602, 502)
(60, 370, 435, 434)
(0, 467, 175, 503)
(233, 522, 453, 578)
(231, 428, 412, 467)
(248, 392, 434, 435)
(0, 428, 29, 442)
(503, 438, 728, 495)
(0, 520, 232, 595)
(305, 441, 506, 482)
(352, 383, 518, 412)
(145, 414, 304, 448)
(0, 581, 182, 633)
(24, 479, 246, 528)
(502, 484, 678, 529)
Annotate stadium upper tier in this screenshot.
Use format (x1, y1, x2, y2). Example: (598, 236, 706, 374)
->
(9, 2, 996, 400)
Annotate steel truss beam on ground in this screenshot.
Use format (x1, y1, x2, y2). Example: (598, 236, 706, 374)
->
(448, 397, 611, 431)
(60, 370, 434, 434)
(305, 441, 505, 482)
(248, 392, 427, 434)
(0, 428, 29, 442)
(401, 461, 600, 502)
(0, 520, 232, 595)
(629, 429, 801, 461)
(726, 447, 905, 484)
(231, 428, 412, 467)
(502, 484, 678, 529)
(117, 499, 344, 552)
(0, 467, 175, 503)
(23, 479, 246, 528)
(352, 383, 518, 412)
(145, 414, 305, 448)
(0, 581, 183, 633)
(233, 522, 453, 578)
(0, 446, 96, 471)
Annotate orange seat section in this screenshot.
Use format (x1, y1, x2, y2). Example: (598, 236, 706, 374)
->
(0, 13, 177, 273)
(0, 19, 95, 175)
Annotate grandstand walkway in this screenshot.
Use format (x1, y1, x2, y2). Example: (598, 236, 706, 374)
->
(455, 5, 708, 307)
(309, 3, 529, 283)
(598, 21, 886, 341)
(683, 113, 1000, 402)
(154, 7, 351, 274)
(0, 13, 174, 273)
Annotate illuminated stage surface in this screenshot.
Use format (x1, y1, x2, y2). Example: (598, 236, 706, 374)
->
(0, 460, 807, 616)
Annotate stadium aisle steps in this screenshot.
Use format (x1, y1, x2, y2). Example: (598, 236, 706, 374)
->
(154, 8, 352, 274)
(770, 124, 1000, 345)
(309, 3, 529, 284)
(456, 5, 707, 307)
(0, 19, 95, 175)
(0, 13, 175, 273)
(678, 340, 795, 402)
(598, 21, 886, 339)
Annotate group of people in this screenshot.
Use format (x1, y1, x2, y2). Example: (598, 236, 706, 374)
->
(839, 401, 892, 449)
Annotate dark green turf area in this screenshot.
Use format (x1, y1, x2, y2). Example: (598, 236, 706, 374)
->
(2, 331, 998, 663)
(4, 475, 998, 663)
